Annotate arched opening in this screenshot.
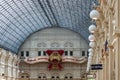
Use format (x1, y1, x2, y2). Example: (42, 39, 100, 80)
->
(38, 73, 47, 80)
(51, 73, 60, 80)
(19, 73, 30, 80)
(64, 73, 73, 80)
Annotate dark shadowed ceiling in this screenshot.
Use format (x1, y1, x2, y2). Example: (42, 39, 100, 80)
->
(0, 0, 98, 53)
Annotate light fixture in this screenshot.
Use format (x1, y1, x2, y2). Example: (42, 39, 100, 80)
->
(21, 71, 24, 73)
(90, 9, 99, 20)
(89, 41, 95, 48)
(18, 70, 20, 73)
(88, 48, 94, 53)
(87, 2, 99, 73)
(88, 59, 92, 63)
(88, 34, 95, 41)
(112, 20, 116, 26)
(86, 67, 90, 72)
(87, 61, 91, 67)
(88, 24, 96, 33)
(88, 56, 92, 60)
(89, 52, 93, 57)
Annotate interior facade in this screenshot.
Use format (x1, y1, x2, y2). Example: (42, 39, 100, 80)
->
(0, 0, 119, 80)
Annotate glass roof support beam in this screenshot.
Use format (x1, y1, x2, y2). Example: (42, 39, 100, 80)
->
(3, 0, 31, 34)
(66, 0, 74, 29)
(19, 0, 40, 30)
(0, 13, 25, 39)
(26, 0, 46, 27)
(12, 0, 37, 31)
(46, 0, 59, 27)
(51, 0, 63, 26)
(38, 0, 53, 26)
(57, 0, 67, 27)
(31, 0, 50, 26)
(0, 20, 23, 42)
(61, 1, 70, 27)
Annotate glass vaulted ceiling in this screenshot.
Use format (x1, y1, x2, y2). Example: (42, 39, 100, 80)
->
(0, 0, 98, 54)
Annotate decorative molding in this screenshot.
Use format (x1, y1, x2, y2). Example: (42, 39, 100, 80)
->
(24, 56, 87, 64)
(64, 73, 73, 77)
(37, 42, 47, 47)
(64, 42, 73, 47)
(51, 42, 60, 47)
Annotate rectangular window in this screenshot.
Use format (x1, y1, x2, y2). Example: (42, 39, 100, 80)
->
(70, 51, 73, 56)
(38, 51, 41, 56)
(65, 51, 68, 56)
(43, 51, 46, 56)
(26, 51, 29, 57)
(82, 51, 85, 56)
(21, 51, 24, 57)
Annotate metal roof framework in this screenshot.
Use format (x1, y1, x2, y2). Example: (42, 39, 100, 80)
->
(0, 0, 98, 53)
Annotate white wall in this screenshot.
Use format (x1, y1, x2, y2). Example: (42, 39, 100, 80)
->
(19, 27, 88, 80)
(19, 27, 89, 58)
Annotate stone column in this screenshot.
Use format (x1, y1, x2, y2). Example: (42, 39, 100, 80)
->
(0, 50, 3, 79)
(0, 50, 7, 79)
(106, 56, 109, 80)
(13, 55, 19, 80)
(116, 0, 120, 29)
(114, 35, 120, 80)
(114, 0, 120, 80)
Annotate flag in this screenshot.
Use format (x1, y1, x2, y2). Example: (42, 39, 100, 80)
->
(101, 40, 108, 57)
(104, 40, 108, 52)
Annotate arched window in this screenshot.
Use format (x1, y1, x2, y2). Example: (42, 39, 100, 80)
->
(64, 73, 73, 80)
(51, 42, 60, 48)
(64, 42, 73, 47)
(20, 73, 30, 80)
(51, 73, 60, 80)
(37, 42, 47, 47)
(38, 73, 47, 80)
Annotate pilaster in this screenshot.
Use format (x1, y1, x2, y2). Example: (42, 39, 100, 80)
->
(108, 46, 113, 80)
(115, 37, 120, 80)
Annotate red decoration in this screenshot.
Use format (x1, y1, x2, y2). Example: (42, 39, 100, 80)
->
(46, 50, 64, 70)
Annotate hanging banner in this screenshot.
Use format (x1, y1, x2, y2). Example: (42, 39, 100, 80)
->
(24, 50, 87, 66)
(24, 56, 87, 64)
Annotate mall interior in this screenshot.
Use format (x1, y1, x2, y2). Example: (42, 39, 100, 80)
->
(0, 0, 119, 80)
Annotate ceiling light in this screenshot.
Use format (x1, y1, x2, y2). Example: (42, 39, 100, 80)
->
(90, 9, 99, 20)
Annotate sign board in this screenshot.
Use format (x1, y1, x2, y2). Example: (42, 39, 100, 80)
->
(87, 74, 96, 78)
(91, 64, 102, 70)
